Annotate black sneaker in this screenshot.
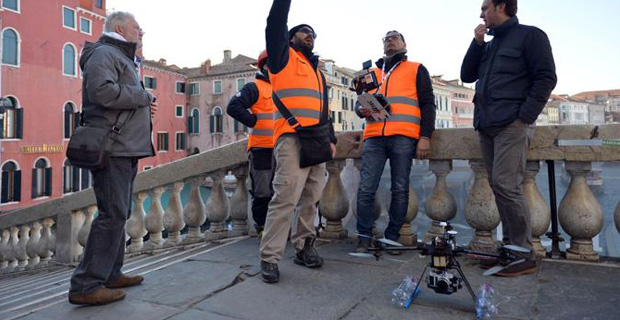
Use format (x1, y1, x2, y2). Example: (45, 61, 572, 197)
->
(356, 237, 372, 253)
(294, 236, 324, 268)
(260, 260, 279, 283)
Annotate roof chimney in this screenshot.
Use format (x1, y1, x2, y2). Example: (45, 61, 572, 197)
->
(158, 58, 167, 66)
(202, 59, 211, 74)
(223, 50, 232, 63)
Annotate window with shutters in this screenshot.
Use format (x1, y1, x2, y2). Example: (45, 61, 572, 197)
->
(144, 76, 156, 90)
(1, 161, 21, 203)
(62, 6, 76, 30)
(188, 108, 200, 134)
(63, 43, 77, 76)
(236, 78, 245, 91)
(80, 17, 92, 35)
(63, 159, 92, 194)
(175, 132, 186, 151)
(234, 120, 247, 133)
(175, 105, 183, 118)
(1, 0, 19, 12)
(213, 80, 222, 94)
(2, 96, 22, 139)
(210, 107, 223, 134)
(157, 132, 169, 151)
(95, 0, 103, 9)
(64, 102, 79, 139)
(32, 159, 51, 199)
(176, 82, 186, 94)
(189, 83, 200, 95)
(1, 28, 19, 66)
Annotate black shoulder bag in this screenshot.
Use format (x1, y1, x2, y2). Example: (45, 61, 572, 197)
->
(66, 110, 135, 170)
(272, 72, 333, 168)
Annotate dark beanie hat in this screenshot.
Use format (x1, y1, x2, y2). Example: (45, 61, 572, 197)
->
(289, 24, 314, 40)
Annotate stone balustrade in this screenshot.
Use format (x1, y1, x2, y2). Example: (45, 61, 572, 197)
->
(0, 124, 619, 274)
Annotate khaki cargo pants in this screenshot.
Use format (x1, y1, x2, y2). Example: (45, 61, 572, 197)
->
(259, 134, 326, 264)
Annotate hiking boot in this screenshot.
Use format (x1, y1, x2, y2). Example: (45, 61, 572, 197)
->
(495, 259, 537, 277)
(68, 287, 126, 306)
(106, 275, 144, 289)
(467, 253, 499, 270)
(294, 236, 324, 268)
(260, 260, 279, 283)
(356, 237, 372, 253)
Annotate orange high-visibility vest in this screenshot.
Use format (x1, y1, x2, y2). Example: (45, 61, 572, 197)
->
(248, 79, 275, 150)
(363, 61, 421, 141)
(269, 48, 326, 143)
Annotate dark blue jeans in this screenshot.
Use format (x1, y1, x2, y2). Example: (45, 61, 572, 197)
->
(356, 135, 417, 241)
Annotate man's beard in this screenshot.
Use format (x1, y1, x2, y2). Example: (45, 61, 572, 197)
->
(293, 38, 314, 55)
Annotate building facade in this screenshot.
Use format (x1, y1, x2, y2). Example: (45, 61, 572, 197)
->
(0, 0, 188, 212)
(322, 60, 360, 132)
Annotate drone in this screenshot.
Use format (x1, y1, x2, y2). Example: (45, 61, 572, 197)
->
(349, 222, 530, 303)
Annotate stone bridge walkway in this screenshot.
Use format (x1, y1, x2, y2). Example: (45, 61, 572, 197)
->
(0, 237, 618, 320)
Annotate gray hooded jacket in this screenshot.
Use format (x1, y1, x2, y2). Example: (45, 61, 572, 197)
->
(80, 35, 154, 158)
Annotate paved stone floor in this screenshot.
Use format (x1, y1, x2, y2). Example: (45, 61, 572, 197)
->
(0, 237, 619, 320)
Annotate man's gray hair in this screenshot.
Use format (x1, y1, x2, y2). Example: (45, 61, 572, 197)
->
(104, 11, 135, 33)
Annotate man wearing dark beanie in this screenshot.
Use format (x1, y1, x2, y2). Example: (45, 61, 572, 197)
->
(259, 0, 337, 283)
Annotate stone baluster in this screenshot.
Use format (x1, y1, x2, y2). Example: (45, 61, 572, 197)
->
(71, 210, 85, 261)
(7, 226, 19, 271)
(424, 160, 457, 243)
(0, 229, 9, 270)
(559, 161, 603, 261)
(26, 222, 42, 270)
(229, 167, 249, 237)
(351, 159, 382, 239)
(205, 172, 230, 241)
(164, 182, 186, 246)
(145, 187, 166, 250)
(38, 218, 55, 267)
(465, 160, 500, 252)
(127, 192, 148, 253)
(182, 177, 207, 244)
(524, 161, 551, 257)
(15, 224, 30, 271)
(397, 187, 419, 246)
(319, 160, 349, 239)
(78, 206, 97, 254)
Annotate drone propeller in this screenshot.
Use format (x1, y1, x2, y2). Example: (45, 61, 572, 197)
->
(483, 258, 526, 276)
(503, 244, 531, 253)
(378, 238, 403, 247)
(348, 252, 376, 259)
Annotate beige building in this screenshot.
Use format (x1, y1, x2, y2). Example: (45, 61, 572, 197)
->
(321, 60, 361, 132)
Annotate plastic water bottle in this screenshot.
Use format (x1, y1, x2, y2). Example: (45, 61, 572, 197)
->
(391, 276, 419, 309)
(475, 284, 499, 319)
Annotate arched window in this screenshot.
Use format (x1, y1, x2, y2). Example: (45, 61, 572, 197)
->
(1, 28, 19, 66)
(64, 102, 78, 138)
(1, 161, 21, 203)
(210, 107, 223, 133)
(63, 43, 77, 76)
(188, 108, 200, 134)
(2, 96, 23, 139)
(32, 159, 51, 198)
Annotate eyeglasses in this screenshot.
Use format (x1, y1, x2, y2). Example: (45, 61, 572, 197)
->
(298, 27, 317, 39)
(382, 34, 402, 43)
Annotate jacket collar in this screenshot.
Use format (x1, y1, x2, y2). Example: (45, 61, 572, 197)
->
(488, 16, 519, 37)
(99, 35, 138, 60)
(375, 52, 407, 71)
(256, 70, 270, 83)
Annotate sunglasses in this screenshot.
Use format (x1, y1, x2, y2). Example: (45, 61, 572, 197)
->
(382, 34, 402, 43)
(298, 27, 317, 39)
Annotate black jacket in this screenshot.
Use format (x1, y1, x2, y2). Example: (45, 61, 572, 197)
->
(266, 0, 337, 144)
(461, 16, 557, 130)
(226, 72, 269, 128)
(354, 53, 437, 139)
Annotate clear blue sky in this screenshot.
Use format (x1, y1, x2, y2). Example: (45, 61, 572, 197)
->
(107, 0, 620, 95)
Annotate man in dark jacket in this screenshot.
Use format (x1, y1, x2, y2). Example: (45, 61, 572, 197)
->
(69, 11, 156, 305)
(226, 51, 274, 239)
(461, 0, 557, 277)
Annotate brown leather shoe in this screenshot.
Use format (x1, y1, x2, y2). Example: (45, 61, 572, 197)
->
(106, 275, 144, 289)
(68, 287, 126, 306)
(495, 259, 537, 277)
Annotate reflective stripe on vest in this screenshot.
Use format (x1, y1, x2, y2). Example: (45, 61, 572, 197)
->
(269, 48, 325, 142)
(363, 61, 422, 140)
(248, 79, 275, 149)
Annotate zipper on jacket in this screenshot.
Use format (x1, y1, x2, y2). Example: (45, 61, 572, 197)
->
(381, 72, 392, 137)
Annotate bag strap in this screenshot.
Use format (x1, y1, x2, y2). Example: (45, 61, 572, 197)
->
(272, 70, 330, 128)
(110, 109, 137, 134)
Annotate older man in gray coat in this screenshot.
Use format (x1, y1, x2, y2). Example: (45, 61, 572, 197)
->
(68, 12, 157, 306)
